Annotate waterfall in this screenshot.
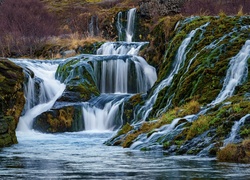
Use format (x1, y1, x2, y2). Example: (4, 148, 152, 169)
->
(83, 43, 157, 129)
(210, 40, 250, 105)
(134, 22, 209, 122)
(116, 12, 124, 41)
(80, 8, 156, 130)
(82, 94, 129, 131)
(115, 8, 136, 42)
(10, 8, 156, 132)
(91, 55, 156, 94)
(126, 8, 136, 42)
(223, 114, 250, 146)
(10, 59, 66, 132)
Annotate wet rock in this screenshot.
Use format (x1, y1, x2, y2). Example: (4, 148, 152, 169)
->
(33, 105, 84, 133)
(55, 58, 100, 102)
(0, 59, 25, 147)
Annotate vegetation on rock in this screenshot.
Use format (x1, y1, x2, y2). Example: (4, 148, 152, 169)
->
(0, 59, 25, 147)
(33, 105, 84, 133)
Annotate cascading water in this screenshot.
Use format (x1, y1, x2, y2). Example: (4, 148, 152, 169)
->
(126, 8, 136, 42)
(223, 114, 250, 146)
(116, 12, 124, 41)
(80, 8, 157, 131)
(10, 60, 66, 132)
(128, 19, 250, 153)
(134, 22, 210, 122)
(116, 8, 136, 42)
(91, 54, 156, 94)
(210, 40, 250, 105)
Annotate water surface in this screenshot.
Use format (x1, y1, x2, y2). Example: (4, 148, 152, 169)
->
(0, 132, 250, 179)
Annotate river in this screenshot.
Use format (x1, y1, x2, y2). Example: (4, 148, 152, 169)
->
(1, 131, 250, 179)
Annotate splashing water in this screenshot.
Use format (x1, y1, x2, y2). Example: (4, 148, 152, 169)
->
(10, 59, 66, 132)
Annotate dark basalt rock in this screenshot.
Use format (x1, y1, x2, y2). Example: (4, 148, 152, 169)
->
(139, 0, 185, 18)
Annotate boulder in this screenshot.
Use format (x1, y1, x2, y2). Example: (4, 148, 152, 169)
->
(33, 105, 84, 133)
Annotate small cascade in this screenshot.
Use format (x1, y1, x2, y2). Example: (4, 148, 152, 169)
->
(82, 94, 130, 131)
(10, 60, 66, 132)
(126, 8, 136, 42)
(116, 12, 124, 41)
(79, 8, 156, 130)
(97, 42, 147, 55)
(115, 8, 137, 42)
(130, 115, 197, 150)
(91, 55, 156, 94)
(210, 40, 250, 105)
(134, 22, 209, 122)
(223, 114, 250, 146)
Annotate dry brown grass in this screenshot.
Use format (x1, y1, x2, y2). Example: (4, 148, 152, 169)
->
(48, 33, 106, 50)
(217, 138, 250, 163)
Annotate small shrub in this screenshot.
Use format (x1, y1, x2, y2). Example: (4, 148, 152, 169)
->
(217, 144, 238, 162)
(217, 139, 250, 163)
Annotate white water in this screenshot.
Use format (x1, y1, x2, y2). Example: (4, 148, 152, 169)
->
(126, 8, 136, 42)
(135, 23, 209, 122)
(117, 12, 123, 41)
(97, 42, 146, 55)
(82, 8, 156, 130)
(131, 114, 197, 150)
(11, 60, 66, 132)
(82, 94, 128, 131)
(223, 114, 250, 146)
(210, 40, 250, 105)
(92, 54, 156, 94)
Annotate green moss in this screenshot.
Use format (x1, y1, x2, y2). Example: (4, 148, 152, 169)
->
(34, 106, 76, 133)
(117, 123, 133, 137)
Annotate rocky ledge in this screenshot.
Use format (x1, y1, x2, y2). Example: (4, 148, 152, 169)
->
(0, 59, 25, 147)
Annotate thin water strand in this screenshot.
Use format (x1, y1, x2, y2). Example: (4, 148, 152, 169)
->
(223, 114, 250, 146)
(134, 23, 209, 122)
(211, 40, 250, 105)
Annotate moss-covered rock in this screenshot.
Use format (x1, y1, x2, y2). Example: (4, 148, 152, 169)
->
(56, 57, 100, 102)
(0, 59, 25, 147)
(107, 16, 250, 163)
(33, 105, 84, 133)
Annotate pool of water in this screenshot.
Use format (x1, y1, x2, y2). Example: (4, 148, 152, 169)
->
(0, 131, 250, 179)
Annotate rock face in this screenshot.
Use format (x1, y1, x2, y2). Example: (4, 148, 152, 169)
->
(0, 59, 25, 147)
(106, 15, 250, 162)
(139, 0, 185, 18)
